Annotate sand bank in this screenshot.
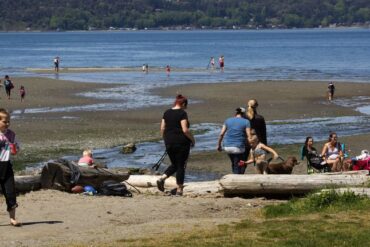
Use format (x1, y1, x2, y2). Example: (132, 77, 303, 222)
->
(26, 67, 206, 73)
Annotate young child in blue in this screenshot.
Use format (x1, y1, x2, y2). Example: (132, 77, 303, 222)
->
(0, 108, 21, 226)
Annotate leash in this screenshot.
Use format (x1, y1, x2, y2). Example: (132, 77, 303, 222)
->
(267, 156, 285, 164)
(152, 151, 167, 171)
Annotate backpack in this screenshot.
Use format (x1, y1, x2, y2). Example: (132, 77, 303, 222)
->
(4, 80, 12, 88)
(100, 180, 132, 197)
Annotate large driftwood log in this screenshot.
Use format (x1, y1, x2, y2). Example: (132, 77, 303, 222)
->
(220, 172, 370, 196)
(124, 176, 222, 197)
(41, 160, 129, 192)
(126, 175, 177, 188)
(13, 175, 42, 193)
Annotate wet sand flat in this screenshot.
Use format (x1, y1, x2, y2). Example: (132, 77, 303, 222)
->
(2, 77, 370, 169)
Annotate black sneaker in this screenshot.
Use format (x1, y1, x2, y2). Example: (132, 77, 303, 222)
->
(156, 179, 165, 192)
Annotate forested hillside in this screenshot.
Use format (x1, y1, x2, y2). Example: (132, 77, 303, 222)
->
(0, 0, 369, 30)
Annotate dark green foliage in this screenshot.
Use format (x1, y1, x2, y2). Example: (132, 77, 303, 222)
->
(0, 0, 369, 30)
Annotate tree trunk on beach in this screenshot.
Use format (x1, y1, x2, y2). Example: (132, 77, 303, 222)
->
(13, 175, 42, 193)
(126, 175, 177, 188)
(40, 159, 130, 192)
(220, 171, 370, 197)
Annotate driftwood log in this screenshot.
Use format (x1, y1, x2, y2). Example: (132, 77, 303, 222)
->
(220, 171, 370, 197)
(124, 175, 222, 197)
(126, 175, 177, 188)
(13, 175, 42, 193)
(40, 159, 129, 192)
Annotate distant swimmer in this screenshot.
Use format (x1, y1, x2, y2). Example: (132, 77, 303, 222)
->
(207, 57, 215, 70)
(219, 55, 224, 72)
(166, 65, 171, 76)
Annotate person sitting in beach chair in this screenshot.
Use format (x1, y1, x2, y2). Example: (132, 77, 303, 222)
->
(321, 132, 344, 172)
(78, 149, 95, 168)
(301, 136, 329, 174)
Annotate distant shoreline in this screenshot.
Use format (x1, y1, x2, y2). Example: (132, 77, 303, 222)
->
(1, 26, 369, 33)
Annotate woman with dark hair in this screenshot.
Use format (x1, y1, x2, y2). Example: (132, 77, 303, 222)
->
(217, 107, 251, 174)
(157, 94, 195, 196)
(321, 132, 343, 172)
(302, 136, 327, 172)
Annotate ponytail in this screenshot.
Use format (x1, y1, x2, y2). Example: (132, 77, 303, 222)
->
(174, 94, 188, 107)
(247, 99, 258, 120)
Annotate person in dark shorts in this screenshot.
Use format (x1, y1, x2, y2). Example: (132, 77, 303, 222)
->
(0, 108, 21, 226)
(54, 56, 60, 72)
(156, 94, 195, 196)
(3, 75, 14, 100)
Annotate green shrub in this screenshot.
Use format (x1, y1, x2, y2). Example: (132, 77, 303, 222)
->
(264, 190, 370, 218)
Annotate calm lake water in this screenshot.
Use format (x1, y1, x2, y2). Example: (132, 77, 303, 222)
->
(1, 29, 370, 82)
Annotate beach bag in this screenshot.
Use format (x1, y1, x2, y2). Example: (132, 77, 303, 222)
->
(309, 155, 325, 169)
(100, 180, 132, 197)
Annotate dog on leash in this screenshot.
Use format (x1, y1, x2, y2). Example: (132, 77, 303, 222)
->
(261, 156, 299, 174)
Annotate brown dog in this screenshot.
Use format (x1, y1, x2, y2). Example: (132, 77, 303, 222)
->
(264, 156, 299, 174)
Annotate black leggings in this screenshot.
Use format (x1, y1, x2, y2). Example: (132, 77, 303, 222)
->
(164, 144, 190, 185)
(0, 162, 18, 211)
(5, 87, 11, 97)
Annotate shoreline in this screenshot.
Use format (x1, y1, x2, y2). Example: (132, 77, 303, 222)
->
(3, 26, 370, 33)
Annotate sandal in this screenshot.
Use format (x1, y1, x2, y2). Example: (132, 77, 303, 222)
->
(10, 219, 22, 227)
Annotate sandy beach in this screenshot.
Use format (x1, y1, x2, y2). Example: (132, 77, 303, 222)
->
(1, 76, 370, 246)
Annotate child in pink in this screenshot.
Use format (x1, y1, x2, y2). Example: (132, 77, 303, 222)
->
(19, 86, 26, 102)
(78, 149, 95, 168)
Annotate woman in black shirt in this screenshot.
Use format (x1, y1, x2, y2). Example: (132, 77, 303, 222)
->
(157, 94, 195, 196)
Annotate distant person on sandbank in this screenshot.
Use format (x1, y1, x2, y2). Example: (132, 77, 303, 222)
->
(327, 82, 335, 101)
(19, 86, 26, 102)
(54, 56, 60, 72)
(3, 75, 14, 100)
